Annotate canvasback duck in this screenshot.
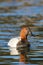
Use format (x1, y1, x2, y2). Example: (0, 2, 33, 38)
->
(8, 25, 30, 63)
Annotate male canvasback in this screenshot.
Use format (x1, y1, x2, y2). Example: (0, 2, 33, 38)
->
(8, 25, 30, 63)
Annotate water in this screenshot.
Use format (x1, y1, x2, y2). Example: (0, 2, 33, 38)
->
(0, 0, 43, 65)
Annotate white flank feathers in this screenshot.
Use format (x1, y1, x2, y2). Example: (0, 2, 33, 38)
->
(8, 37, 21, 55)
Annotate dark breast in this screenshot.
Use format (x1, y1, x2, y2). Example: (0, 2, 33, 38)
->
(16, 40, 30, 54)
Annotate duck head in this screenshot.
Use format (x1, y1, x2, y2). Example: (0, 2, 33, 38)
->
(20, 25, 29, 41)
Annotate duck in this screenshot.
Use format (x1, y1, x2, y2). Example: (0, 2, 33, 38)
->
(8, 25, 30, 56)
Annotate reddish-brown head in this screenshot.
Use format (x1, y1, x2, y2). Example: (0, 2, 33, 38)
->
(20, 25, 29, 41)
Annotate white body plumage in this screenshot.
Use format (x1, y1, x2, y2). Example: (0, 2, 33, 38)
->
(8, 37, 21, 55)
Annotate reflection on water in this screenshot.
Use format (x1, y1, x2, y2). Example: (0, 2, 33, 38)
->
(0, 0, 43, 65)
